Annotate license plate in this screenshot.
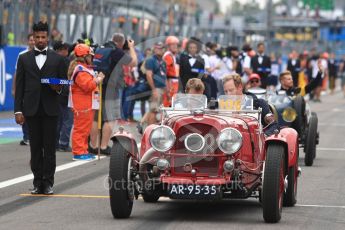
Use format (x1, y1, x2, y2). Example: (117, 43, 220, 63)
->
(168, 184, 219, 199)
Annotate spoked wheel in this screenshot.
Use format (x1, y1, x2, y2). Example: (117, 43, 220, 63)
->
(262, 144, 285, 223)
(304, 112, 318, 166)
(109, 142, 134, 218)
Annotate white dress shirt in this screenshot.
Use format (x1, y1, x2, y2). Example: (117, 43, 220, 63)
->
(291, 59, 296, 66)
(189, 56, 196, 67)
(34, 47, 48, 70)
(258, 54, 264, 64)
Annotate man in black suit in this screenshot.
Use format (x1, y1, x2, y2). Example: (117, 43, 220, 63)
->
(179, 38, 205, 91)
(14, 22, 67, 195)
(251, 42, 271, 89)
(287, 50, 301, 87)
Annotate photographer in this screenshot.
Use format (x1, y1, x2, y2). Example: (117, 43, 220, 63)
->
(89, 33, 137, 155)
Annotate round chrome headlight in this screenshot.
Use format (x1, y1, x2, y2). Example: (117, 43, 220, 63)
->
(150, 126, 175, 152)
(281, 107, 297, 122)
(217, 128, 243, 155)
(184, 133, 205, 153)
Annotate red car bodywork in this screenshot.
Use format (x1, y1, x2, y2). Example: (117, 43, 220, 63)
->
(130, 112, 298, 197)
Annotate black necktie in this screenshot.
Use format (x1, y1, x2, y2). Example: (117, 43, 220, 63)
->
(34, 50, 47, 56)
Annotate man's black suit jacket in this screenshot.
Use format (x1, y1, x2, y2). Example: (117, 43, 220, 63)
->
(251, 54, 271, 78)
(287, 59, 301, 87)
(179, 53, 205, 90)
(14, 49, 66, 116)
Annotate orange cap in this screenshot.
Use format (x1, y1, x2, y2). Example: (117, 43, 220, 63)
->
(74, 44, 94, 57)
(165, 36, 179, 45)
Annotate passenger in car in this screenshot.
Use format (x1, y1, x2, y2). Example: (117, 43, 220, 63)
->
(222, 73, 279, 135)
(185, 78, 205, 95)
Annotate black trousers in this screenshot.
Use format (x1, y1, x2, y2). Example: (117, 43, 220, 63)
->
(26, 114, 58, 188)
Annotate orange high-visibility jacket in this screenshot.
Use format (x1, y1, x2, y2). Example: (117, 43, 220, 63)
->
(69, 64, 98, 111)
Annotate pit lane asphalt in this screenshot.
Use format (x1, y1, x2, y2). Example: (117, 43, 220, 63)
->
(1, 92, 345, 230)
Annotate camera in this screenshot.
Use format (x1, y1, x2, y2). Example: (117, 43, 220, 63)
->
(123, 39, 131, 50)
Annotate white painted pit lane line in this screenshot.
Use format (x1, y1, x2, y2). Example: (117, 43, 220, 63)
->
(318, 123, 345, 127)
(296, 204, 345, 209)
(0, 156, 106, 189)
(316, 147, 345, 151)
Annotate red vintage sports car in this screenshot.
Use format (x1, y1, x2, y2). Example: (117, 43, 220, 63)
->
(108, 94, 299, 223)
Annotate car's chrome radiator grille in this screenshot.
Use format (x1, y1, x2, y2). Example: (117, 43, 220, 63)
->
(174, 124, 219, 154)
(172, 124, 220, 176)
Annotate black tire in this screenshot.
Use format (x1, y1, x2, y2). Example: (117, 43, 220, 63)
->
(292, 96, 305, 137)
(262, 144, 285, 223)
(304, 113, 318, 166)
(283, 165, 297, 207)
(109, 142, 134, 219)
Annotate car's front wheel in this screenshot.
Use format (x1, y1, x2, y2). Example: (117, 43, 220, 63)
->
(262, 144, 285, 223)
(109, 142, 134, 218)
(305, 112, 318, 166)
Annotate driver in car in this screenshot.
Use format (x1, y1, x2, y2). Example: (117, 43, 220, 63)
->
(223, 73, 279, 136)
(279, 59, 324, 97)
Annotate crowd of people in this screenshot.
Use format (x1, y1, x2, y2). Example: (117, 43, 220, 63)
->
(12, 20, 344, 194)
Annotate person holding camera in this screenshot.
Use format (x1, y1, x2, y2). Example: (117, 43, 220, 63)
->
(89, 33, 137, 155)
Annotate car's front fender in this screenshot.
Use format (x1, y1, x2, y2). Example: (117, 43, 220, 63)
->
(265, 127, 298, 168)
(111, 129, 139, 161)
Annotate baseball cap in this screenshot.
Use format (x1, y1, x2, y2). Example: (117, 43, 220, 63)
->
(154, 42, 164, 49)
(249, 73, 260, 81)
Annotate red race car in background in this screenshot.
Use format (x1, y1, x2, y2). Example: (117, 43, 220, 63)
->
(108, 94, 299, 223)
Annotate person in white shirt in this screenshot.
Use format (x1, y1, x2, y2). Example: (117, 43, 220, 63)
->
(205, 43, 224, 95)
(312, 53, 328, 102)
(240, 44, 253, 83)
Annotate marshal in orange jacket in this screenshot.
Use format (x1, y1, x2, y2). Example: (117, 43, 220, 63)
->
(69, 64, 99, 155)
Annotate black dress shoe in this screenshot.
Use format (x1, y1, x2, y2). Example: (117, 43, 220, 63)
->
(43, 186, 54, 195)
(31, 186, 43, 194)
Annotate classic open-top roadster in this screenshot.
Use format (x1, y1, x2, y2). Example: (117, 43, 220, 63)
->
(249, 88, 319, 166)
(108, 94, 299, 223)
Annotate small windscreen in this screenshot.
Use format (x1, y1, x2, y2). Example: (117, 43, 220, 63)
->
(172, 93, 208, 110)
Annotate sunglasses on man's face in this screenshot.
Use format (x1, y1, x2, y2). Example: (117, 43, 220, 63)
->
(250, 79, 259, 84)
